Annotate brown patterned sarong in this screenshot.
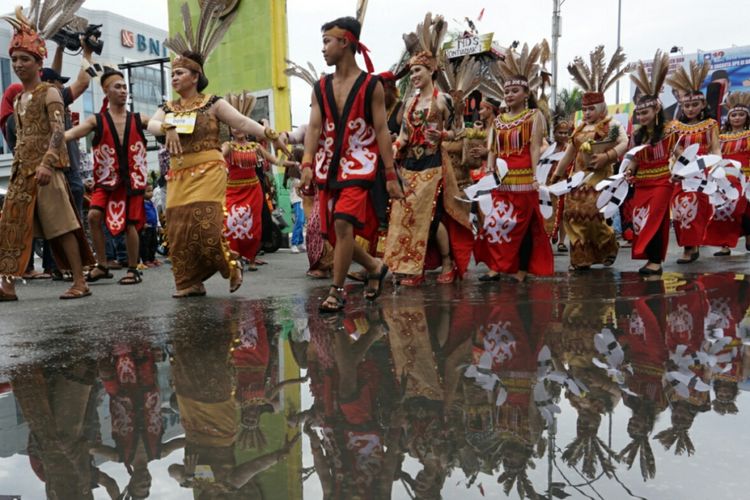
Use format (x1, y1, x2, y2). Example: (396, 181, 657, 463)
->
(166, 152, 233, 289)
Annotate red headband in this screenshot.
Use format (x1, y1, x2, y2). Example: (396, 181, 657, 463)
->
(324, 28, 374, 73)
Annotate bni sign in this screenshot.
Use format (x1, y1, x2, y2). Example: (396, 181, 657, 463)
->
(121, 30, 168, 57)
(443, 33, 495, 59)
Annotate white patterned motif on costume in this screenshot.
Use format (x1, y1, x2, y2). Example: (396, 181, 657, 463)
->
(672, 193, 699, 229)
(130, 141, 148, 190)
(484, 199, 518, 244)
(340, 118, 377, 179)
(632, 206, 650, 236)
(224, 205, 254, 241)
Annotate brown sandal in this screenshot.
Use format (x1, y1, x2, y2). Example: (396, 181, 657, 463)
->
(60, 286, 92, 300)
(172, 285, 206, 298)
(0, 289, 18, 302)
(230, 265, 243, 293)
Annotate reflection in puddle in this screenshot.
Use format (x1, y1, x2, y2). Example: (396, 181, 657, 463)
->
(1, 272, 750, 498)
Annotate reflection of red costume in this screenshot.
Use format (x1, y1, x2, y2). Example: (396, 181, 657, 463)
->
(223, 142, 264, 261)
(629, 133, 676, 261)
(475, 110, 553, 275)
(231, 306, 271, 404)
(670, 119, 717, 246)
(101, 343, 163, 468)
(618, 278, 668, 403)
(90, 111, 148, 236)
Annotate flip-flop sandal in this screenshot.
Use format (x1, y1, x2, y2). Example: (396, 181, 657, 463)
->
(0, 289, 18, 301)
(713, 250, 731, 257)
(118, 268, 143, 285)
(364, 263, 389, 301)
(23, 271, 51, 280)
(86, 264, 113, 283)
(306, 270, 329, 279)
(172, 287, 207, 298)
(59, 287, 92, 300)
(347, 271, 367, 283)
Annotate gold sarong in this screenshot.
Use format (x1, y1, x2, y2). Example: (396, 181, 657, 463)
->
(166, 151, 233, 289)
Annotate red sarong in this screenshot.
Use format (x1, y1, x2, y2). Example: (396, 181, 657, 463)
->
(474, 190, 554, 276)
(630, 179, 672, 261)
(224, 179, 263, 261)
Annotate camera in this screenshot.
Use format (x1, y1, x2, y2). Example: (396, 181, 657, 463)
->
(51, 23, 104, 55)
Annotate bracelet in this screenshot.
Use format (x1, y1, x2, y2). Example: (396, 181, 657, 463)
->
(301, 162, 313, 172)
(385, 169, 398, 182)
(161, 122, 176, 134)
(264, 127, 280, 141)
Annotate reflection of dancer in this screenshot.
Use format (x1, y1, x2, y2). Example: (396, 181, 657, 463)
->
(66, 67, 151, 285)
(94, 342, 184, 498)
(475, 42, 553, 282)
(624, 51, 677, 275)
(12, 355, 116, 499)
(665, 61, 720, 264)
(559, 284, 621, 479)
(713, 91, 750, 253)
(230, 303, 306, 451)
(304, 302, 401, 498)
(554, 46, 628, 271)
(168, 308, 298, 494)
(617, 277, 669, 481)
(0, 7, 96, 301)
(148, 2, 286, 298)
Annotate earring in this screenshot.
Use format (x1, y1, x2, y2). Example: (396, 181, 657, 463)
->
(524, 98, 529, 109)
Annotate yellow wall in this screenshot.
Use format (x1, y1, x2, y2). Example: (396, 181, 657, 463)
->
(166, 0, 291, 131)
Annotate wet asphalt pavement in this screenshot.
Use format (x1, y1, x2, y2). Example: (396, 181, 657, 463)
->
(1, 241, 750, 499)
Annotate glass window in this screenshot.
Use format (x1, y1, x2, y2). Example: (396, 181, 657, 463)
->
(250, 96, 270, 124)
(129, 66, 165, 115)
(0, 57, 11, 92)
(82, 87, 95, 117)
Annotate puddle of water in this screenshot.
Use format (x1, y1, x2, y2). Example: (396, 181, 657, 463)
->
(0, 272, 749, 499)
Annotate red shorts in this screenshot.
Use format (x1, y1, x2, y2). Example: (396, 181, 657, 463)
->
(90, 185, 145, 236)
(318, 187, 378, 247)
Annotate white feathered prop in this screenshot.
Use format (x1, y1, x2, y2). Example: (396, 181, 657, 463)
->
(535, 143, 566, 219)
(595, 145, 648, 218)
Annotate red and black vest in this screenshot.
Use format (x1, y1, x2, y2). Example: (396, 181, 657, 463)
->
(93, 111, 148, 193)
(314, 72, 381, 189)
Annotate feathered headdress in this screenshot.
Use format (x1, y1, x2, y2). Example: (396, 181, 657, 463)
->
(407, 12, 447, 72)
(438, 54, 481, 127)
(494, 43, 543, 92)
(284, 59, 320, 88)
(3, 1, 86, 60)
(665, 60, 710, 103)
(562, 410, 618, 479)
(164, 1, 240, 76)
(618, 402, 657, 481)
(724, 91, 750, 116)
(630, 49, 669, 110)
(568, 45, 628, 106)
(552, 102, 574, 132)
(224, 90, 256, 118)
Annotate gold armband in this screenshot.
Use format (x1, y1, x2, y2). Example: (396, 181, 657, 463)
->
(161, 122, 177, 134)
(264, 127, 279, 141)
